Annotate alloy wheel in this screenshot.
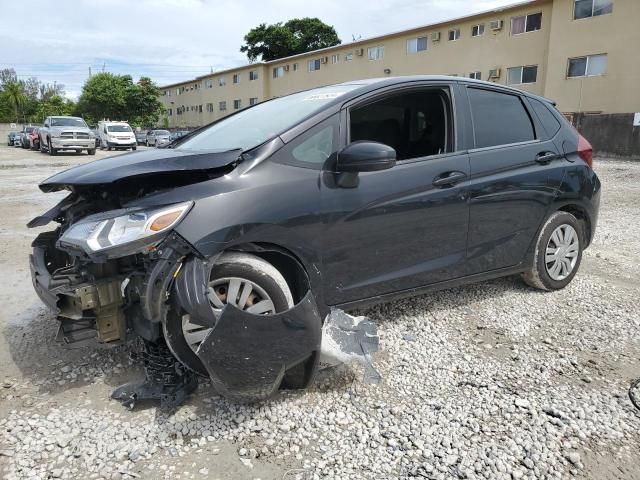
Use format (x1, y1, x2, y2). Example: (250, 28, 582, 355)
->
(545, 224, 579, 281)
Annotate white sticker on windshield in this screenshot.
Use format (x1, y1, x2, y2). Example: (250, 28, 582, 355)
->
(303, 92, 345, 101)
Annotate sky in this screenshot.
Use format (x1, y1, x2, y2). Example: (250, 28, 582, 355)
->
(0, 0, 520, 100)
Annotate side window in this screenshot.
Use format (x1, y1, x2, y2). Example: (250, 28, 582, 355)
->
(528, 97, 561, 137)
(468, 88, 535, 148)
(348, 88, 452, 161)
(276, 115, 339, 169)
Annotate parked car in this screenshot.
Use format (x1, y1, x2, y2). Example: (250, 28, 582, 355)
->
(28, 127, 41, 150)
(91, 128, 102, 148)
(98, 121, 137, 151)
(39, 116, 96, 156)
(13, 133, 23, 147)
(20, 126, 39, 149)
(135, 130, 147, 145)
(145, 129, 170, 147)
(28, 77, 600, 406)
(7, 131, 18, 146)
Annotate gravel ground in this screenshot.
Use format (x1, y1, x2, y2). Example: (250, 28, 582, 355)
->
(0, 145, 639, 480)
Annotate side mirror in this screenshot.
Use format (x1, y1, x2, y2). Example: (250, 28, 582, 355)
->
(336, 141, 396, 172)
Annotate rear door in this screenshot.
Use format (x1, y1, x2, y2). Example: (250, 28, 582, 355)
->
(321, 83, 471, 306)
(462, 85, 565, 274)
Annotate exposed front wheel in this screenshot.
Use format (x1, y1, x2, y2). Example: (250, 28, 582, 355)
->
(88, 148, 96, 155)
(48, 139, 56, 156)
(522, 211, 583, 291)
(164, 253, 294, 377)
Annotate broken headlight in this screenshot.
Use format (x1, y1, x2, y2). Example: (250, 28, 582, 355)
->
(59, 202, 193, 256)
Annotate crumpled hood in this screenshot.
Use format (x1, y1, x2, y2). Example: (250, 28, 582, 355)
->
(39, 147, 243, 192)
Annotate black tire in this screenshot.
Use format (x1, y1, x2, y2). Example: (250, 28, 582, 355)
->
(522, 211, 583, 291)
(164, 253, 294, 379)
(88, 148, 96, 155)
(132, 146, 137, 151)
(48, 138, 56, 156)
(39, 137, 46, 153)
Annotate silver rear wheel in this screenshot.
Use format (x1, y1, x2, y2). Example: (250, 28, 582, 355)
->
(545, 224, 579, 281)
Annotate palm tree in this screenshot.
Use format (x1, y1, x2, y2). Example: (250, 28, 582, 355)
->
(4, 82, 27, 122)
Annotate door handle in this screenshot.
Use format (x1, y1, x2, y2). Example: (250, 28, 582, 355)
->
(432, 171, 467, 187)
(535, 152, 558, 164)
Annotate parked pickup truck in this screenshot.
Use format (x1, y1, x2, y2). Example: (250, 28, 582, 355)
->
(39, 116, 96, 156)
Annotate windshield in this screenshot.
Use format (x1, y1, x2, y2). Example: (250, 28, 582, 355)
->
(51, 117, 87, 128)
(25, 127, 35, 133)
(154, 130, 170, 136)
(107, 125, 132, 132)
(179, 84, 360, 152)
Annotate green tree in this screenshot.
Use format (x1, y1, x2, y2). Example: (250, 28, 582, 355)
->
(240, 18, 341, 62)
(36, 95, 76, 122)
(3, 82, 27, 122)
(76, 73, 164, 128)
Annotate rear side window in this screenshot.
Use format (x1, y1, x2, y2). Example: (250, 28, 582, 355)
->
(528, 97, 561, 136)
(468, 88, 535, 148)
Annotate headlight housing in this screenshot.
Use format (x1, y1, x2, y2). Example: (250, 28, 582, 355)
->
(58, 202, 193, 257)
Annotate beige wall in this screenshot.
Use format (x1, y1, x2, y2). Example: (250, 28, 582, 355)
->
(160, 0, 639, 127)
(544, 0, 640, 113)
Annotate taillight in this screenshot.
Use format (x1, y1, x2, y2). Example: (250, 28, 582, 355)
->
(577, 134, 593, 169)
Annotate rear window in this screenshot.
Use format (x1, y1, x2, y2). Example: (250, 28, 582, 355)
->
(529, 97, 561, 136)
(468, 88, 535, 148)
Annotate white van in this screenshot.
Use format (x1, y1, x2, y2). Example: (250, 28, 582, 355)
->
(98, 121, 137, 151)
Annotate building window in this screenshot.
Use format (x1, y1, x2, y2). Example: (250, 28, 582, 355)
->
(168, 108, 172, 116)
(448, 29, 460, 41)
(219, 77, 226, 86)
(176, 88, 180, 96)
(273, 66, 285, 78)
(205, 79, 213, 88)
(567, 54, 608, 77)
(198, 104, 202, 113)
(511, 13, 542, 35)
(249, 71, 258, 81)
(293, 63, 299, 71)
(574, 0, 613, 19)
(331, 54, 339, 64)
(368, 46, 384, 60)
(507, 65, 538, 84)
(194, 83, 199, 90)
(234, 99, 242, 110)
(219, 101, 227, 111)
(206, 103, 213, 112)
(472, 24, 485, 36)
(345, 53, 353, 61)
(469, 71, 482, 80)
(308, 59, 321, 72)
(233, 74, 240, 84)
(407, 36, 428, 54)
(249, 97, 258, 106)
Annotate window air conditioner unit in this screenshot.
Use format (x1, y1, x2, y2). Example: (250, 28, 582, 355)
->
(355, 48, 364, 56)
(320, 56, 328, 64)
(490, 20, 503, 31)
(430, 32, 441, 42)
(489, 68, 502, 79)
(283, 65, 289, 71)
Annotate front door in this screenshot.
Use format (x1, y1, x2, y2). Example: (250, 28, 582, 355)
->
(321, 85, 471, 306)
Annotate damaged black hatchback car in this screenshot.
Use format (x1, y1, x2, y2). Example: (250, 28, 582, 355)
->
(29, 76, 600, 405)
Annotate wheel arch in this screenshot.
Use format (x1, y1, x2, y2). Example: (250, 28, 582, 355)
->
(554, 202, 593, 247)
(223, 242, 324, 310)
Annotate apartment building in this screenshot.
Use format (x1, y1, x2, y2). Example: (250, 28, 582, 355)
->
(159, 0, 640, 128)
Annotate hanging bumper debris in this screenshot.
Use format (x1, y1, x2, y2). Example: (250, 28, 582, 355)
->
(319, 309, 381, 385)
